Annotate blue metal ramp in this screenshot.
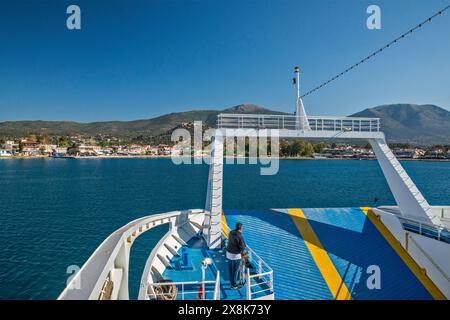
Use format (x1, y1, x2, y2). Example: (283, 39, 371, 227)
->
(223, 209, 333, 300)
(223, 207, 444, 300)
(299, 207, 434, 299)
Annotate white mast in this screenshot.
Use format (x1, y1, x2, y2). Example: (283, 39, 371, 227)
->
(294, 66, 310, 131)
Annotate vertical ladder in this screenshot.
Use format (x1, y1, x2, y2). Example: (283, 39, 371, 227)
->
(204, 133, 224, 249)
(370, 138, 441, 225)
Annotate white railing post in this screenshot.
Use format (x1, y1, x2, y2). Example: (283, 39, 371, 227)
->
(246, 269, 251, 300)
(214, 271, 220, 300)
(269, 272, 273, 293)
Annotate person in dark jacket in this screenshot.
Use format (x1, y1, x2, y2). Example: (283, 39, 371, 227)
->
(226, 222, 246, 289)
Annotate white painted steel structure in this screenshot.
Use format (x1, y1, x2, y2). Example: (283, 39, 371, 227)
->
(59, 208, 275, 300)
(294, 67, 310, 131)
(58, 209, 204, 300)
(59, 68, 447, 300)
(204, 112, 442, 248)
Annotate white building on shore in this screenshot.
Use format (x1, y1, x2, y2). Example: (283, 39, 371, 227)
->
(0, 149, 12, 157)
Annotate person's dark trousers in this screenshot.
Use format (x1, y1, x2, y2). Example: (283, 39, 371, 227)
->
(228, 259, 242, 287)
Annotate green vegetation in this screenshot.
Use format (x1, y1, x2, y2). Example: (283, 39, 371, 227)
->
(58, 136, 71, 147)
(280, 140, 315, 157)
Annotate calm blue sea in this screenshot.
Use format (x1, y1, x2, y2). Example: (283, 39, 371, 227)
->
(0, 158, 449, 299)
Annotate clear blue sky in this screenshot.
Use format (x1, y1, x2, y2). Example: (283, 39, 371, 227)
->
(0, 0, 449, 122)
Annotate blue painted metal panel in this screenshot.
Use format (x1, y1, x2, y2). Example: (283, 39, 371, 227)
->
(301, 208, 433, 300)
(224, 209, 333, 300)
(163, 208, 436, 300)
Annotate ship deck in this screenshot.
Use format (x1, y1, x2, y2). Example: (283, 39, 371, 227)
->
(161, 236, 271, 300)
(222, 207, 441, 300)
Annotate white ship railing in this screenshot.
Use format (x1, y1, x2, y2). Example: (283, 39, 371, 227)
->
(59, 209, 205, 300)
(222, 224, 274, 300)
(146, 272, 221, 300)
(217, 113, 380, 132)
(407, 235, 450, 282)
(245, 248, 274, 300)
(398, 216, 449, 243)
(374, 208, 450, 297)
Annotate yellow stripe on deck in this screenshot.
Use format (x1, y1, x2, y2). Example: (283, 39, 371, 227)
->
(360, 207, 446, 300)
(221, 212, 229, 238)
(287, 208, 352, 300)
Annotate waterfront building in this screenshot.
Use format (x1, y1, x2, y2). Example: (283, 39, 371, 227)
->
(0, 149, 12, 157)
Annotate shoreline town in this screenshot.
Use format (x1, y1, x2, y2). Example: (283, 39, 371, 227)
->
(1, 138, 450, 161)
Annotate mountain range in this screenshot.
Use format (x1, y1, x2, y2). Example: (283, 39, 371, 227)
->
(0, 103, 449, 145)
(351, 104, 450, 145)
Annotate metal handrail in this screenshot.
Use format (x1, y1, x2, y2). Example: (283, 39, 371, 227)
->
(217, 113, 380, 132)
(407, 235, 450, 282)
(221, 223, 274, 300)
(222, 223, 273, 272)
(147, 278, 218, 300)
(218, 113, 380, 121)
(249, 271, 272, 278)
(150, 279, 216, 286)
(399, 216, 448, 234)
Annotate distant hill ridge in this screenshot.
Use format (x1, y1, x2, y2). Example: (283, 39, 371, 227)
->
(351, 104, 450, 145)
(0, 103, 449, 145)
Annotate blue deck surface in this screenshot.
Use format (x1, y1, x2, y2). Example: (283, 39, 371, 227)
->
(300, 208, 433, 299)
(224, 208, 435, 300)
(162, 236, 268, 300)
(224, 209, 333, 300)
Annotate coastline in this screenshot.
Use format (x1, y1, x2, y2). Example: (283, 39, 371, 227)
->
(1, 154, 449, 162)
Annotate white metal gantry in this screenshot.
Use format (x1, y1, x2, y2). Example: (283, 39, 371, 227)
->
(203, 68, 442, 248)
(204, 114, 442, 248)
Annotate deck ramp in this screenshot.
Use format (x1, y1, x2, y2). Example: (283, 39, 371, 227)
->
(223, 208, 439, 300)
(298, 208, 434, 299)
(223, 209, 333, 300)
